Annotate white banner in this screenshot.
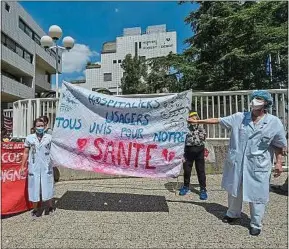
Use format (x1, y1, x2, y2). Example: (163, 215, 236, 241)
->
(50, 82, 192, 178)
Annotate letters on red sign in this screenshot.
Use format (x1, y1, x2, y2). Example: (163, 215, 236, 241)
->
(1, 142, 33, 215)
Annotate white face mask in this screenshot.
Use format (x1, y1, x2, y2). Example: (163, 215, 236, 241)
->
(250, 98, 265, 110)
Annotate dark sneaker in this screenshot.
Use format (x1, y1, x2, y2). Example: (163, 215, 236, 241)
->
(222, 215, 239, 224)
(249, 227, 261, 236)
(44, 207, 55, 216)
(31, 209, 41, 218)
(199, 189, 208, 200)
(179, 186, 190, 196)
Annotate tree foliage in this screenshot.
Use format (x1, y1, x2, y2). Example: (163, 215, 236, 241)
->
(120, 1, 288, 93)
(121, 54, 179, 94)
(120, 54, 148, 94)
(181, 1, 288, 90)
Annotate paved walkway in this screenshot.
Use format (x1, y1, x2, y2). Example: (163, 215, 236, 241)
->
(2, 174, 288, 249)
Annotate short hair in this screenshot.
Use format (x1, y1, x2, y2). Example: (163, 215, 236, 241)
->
(40, 115, 49, 124)
(33, 118, 45, 128)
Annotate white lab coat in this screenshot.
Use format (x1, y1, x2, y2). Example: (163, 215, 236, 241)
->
(24, 134, 54, 202)
(220, 112, 287, 204)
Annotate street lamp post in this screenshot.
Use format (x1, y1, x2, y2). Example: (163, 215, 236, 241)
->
(40, 25, 74, 98)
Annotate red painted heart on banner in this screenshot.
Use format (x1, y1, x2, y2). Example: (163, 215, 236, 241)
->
(162, 149, 175, 162)
(77, 138, 88, 150)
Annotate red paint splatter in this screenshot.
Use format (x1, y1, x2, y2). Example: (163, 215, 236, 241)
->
(162, 149, 175, 162)
(77, 138, 88, 150)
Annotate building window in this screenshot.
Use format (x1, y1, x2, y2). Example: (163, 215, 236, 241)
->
(135, 42, 138, 57)
(113, 60, 117, 64)
(118, 60, 121, 63)
(24, 51, 33, 63)
(24, 26, 33, 39)
(139, 42, 141, 49)
(1, 32, 6, 42)
(45, 72, 51, 83)
(6, 37, 16, 52)
(2, 70, 21, 82)
(1, 32, 33, 64)
(5, 3, 10, 12)
(33, 34, 41, 45)
(15, 44, 24, 57)
(19, 18, 25, 32)
(104, 73, 112, 82)
(18, 18, 59, 63)
(19, 18, 33, 38)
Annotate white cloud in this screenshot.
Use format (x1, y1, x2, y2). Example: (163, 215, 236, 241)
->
(62, 44, 99, 73)
(115, 8, 119, 13)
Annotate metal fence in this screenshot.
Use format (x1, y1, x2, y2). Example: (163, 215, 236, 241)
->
(12, 98, 58, 138)
(3, 109, 13, 118)
(192, 89, 288, 139)
(6, 89, 288, 139)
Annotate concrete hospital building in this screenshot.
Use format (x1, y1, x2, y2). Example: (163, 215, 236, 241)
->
(1, 1, 59, 109)
(75, 25, 177, 94)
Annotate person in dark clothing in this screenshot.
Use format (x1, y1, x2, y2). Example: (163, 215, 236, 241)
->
(179, 111, 208, 200)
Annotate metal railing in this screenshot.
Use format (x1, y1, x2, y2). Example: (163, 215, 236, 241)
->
(3, 109, 13, 118)
(9, 89, 288, 139)
(12, 98, 58, 138)
(192, 89, 288, 139)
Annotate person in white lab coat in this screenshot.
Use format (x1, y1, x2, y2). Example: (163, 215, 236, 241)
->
(20, 118, 54, 217)
(188, 90, 287, 236)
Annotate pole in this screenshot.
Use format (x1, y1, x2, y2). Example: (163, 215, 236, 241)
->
(268, 53, 273, 83)
(277, 52, 281, 89)
(55, 44, 59, 98)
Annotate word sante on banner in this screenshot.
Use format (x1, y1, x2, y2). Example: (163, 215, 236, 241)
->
(51, 82, 192, 178)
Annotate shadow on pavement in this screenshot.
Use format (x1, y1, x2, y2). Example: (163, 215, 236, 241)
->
(55, 191, 169, 212)
(1, 210, 30, 219)
(270, 185, 288, 196)
(167, 200, 251, 229)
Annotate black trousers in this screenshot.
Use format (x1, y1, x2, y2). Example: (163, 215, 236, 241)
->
(183, 145, 206, 190)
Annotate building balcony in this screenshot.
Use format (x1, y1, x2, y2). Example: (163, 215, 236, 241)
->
(35, 46, 61, 74)
(35, 73, 51, 92)
(1, 74, 34, 102)
(1, 44, 34, 76)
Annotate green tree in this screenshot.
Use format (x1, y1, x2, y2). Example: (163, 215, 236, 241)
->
(146, 55, 179, 93)
(120, 54, 148, 94)
(181, 1, 288, 91)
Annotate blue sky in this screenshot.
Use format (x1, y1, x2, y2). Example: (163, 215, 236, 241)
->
(20, 1, 198, 87)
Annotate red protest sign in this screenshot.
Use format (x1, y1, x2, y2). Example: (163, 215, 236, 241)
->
(1, 142, 33, 215)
